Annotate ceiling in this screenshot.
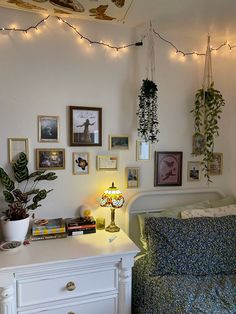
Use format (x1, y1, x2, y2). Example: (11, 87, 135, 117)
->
(1, 0, 236, 29)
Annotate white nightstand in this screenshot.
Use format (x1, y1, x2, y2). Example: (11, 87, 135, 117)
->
(0, 230, 139, 314)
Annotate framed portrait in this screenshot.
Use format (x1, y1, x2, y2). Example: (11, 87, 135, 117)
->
(187, 161, 201, 181)
(208, 153, 223, 175)
(96, 155, 118, 171)
(38, 115, 59, 142)
(70, 106, 102, 146)
(36, 148, 65, 170)
(8, 138, 29, 163)
(192, 133, 205, 156)
(109, 135, 129, 150)
(136, 140, 151, 161)
(125, 167, 139, 188)
(154, 151, 182, 186)
(73, 152, 89, 175)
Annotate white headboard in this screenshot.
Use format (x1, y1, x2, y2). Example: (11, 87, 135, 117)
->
(125, 188, 225, 249)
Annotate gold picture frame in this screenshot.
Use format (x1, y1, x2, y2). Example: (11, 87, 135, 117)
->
(8, 138, 29, 163)
(38, 115, 60, 142)
(96, 155, 118, 171)
(187, 161, 201, 181)
(125, 167, 139, 188)
(109, 135, 129, 150)
(208, 153, 223, 175)
(73, 152, 89, 175)
(36, 148, 65, 170)
(136, 140, 151, 161)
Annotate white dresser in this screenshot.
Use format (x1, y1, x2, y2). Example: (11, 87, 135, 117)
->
(0, 230, 139, 314)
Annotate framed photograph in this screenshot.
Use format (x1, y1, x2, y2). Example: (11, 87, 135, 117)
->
(96, 155, 118, 171)
(38, 115, 59, 142)
(187, 161, 201, 181)
(73, 152, 89, 175)
(8, 138, 29, 163)
(154, 151, 182, 186)
(125, 167, 139, 188)
(70, 106, 102, 146)
(208, 153, 223, 175)
(136, 140, 151, 161)
(192, 133, 205, 156)
(109, 135, 129, 150)
(36, 148, 65, 170)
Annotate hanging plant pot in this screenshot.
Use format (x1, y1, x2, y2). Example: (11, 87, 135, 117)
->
(137, 79, 160, 143)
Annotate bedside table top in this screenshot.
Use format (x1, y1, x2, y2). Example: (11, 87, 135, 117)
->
(0, 229, 139, 271)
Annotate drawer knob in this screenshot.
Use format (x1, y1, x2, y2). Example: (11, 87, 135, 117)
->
(66, 281, 76, 291)
(68, 312, 75, 314)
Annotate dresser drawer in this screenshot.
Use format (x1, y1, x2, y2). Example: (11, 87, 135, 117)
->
(17, 268, 117, 307)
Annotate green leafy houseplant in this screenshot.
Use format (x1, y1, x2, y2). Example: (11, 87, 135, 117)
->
(191, 82, 225, 182)
(0, 152, 57, 221)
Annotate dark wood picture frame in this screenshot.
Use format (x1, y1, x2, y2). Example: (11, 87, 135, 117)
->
(69, 106, 102, 146)
(154, 151, 182, 186)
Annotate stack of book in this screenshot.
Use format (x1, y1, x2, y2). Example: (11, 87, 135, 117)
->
(31, 218, 67, 241)
(66, 217, 96, 236)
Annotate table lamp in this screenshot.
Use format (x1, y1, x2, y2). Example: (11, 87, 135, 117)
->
(100, 182, 124, 232)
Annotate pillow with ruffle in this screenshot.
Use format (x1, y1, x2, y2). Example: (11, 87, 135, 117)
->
(181, 204, 236, 219)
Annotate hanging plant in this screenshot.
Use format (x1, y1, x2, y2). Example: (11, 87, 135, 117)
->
(137, 78, 160, 143)
(191, 82, 225, 182)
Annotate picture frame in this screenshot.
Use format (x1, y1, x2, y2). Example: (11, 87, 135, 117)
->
(38, 115, 59, 142)
(73, 152, 89, 175)
(187, 161, 201, 181)
(36, 148, 65, 170)
(208, 153, 223, 175)
(70, 106, 102, 146)
(154, 151, 182, 186)
(109, 135, 129, 150)
(8, 138, 29, 163)
(96, 155, 118, 171)
(136, 140, 151, 161)
(125, 167, 139, 188)
(192, 132, 205, 156)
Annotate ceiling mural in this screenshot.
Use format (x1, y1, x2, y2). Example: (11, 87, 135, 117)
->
(0, 0, 132, 21)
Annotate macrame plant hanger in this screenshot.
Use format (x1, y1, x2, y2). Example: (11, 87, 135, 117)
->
(137, 22, 160, 143)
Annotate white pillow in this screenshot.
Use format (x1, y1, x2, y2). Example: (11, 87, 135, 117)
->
(181, 204, 236, 219)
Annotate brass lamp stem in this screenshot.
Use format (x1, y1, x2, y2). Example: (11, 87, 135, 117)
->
(105, 207, 120, 233)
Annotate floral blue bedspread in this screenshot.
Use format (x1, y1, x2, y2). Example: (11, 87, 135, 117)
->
(132, 255, 236, 314)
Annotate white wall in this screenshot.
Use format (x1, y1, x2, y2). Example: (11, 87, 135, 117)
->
(0, 7, 235, 231)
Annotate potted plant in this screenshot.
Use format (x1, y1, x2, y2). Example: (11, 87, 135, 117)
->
(0, 152, 57, 241)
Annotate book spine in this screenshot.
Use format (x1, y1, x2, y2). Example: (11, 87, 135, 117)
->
(68, 228, 96, 236)
(32, 227, 66, 236)
(67, 224, 96, 230)
(30, 233, 67, 241)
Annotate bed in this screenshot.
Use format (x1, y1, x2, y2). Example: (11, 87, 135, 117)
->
(125, 188, 236, 314)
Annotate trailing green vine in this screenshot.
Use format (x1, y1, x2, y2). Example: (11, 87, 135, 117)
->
(191, 82, 225, 182)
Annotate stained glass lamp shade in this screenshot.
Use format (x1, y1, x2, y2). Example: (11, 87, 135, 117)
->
(100, 182, 124, 232)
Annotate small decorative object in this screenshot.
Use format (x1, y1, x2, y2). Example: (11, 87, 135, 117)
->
(8, 138, 29, 163)
(70, 106, 102, 146)
(100, 182, 124, 232)
(36, 148, 65, 170)
(136, 140, 151, 161)
(154, 151, 182, 186)
(38, 115, 59, 142)
(0, 241, 22, 251)
(192, 133, 205, 156)
(96, 217, 105, 230)
(109, 135, 129, 150)
(187, 161, 201, 181)
(0, 152, 57, 241)
(208, 153, 223, 176)
(79, 204, 93, 218)
(125, 167, 139, 188)
(73, 152, 89, 175)
(191, 36, 225, 183)
(96, 155, 118, 171)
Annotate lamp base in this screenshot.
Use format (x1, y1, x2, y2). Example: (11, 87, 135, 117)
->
(105, 223, 120, 233)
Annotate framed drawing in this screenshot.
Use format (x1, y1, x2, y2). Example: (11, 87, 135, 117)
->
(36, 148, 65, 170)
(125, 167, 139, 188)
(136, 140, 151, 161)
(187, 161, 201, 181)
(154, 151, 182, 186)
(208, 153, 223, 175)
(109, 135, 129, 150)
(70, 106, 102, 146)
(96, 156, 118, 171)
(8, 138, 29, 163)
(38, 115, 59, 142)
(73, 152, 89, 175)
(192, 133, 205, 156)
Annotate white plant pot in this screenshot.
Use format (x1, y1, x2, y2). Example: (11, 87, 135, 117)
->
(0, 216, 30, 242)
